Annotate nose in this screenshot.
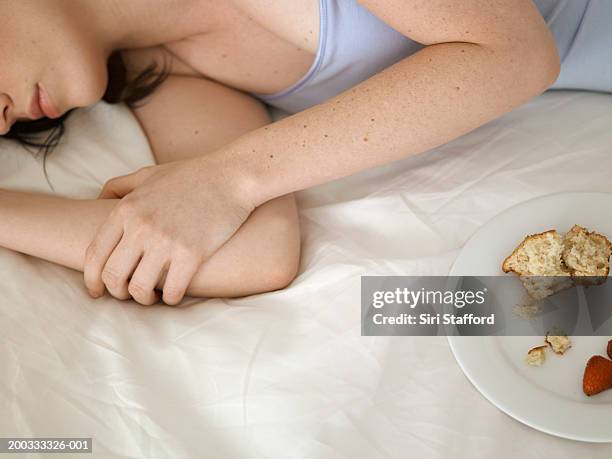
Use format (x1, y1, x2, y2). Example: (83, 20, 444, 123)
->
(0, 93, 13, 135)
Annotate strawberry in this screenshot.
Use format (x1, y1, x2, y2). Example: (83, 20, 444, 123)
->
(583, 355, 612, 396)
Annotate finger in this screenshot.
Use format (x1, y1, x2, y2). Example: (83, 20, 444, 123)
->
(101, 235, 144, 300)
(98, 174, 138, 199)
(84, 216, 124, 297)
(128, 251, 168, 306)
(162, 253, 201, 306)
(99, 166, 154, 199)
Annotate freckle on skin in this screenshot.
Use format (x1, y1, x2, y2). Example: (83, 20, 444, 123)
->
(455, 86, 460, 90)
(370, 118, 375, 122)
(363, 137, 368, 142)
(194, 130, 199, 134)
(324, 134, 328, 137)
(461, 49, 465, 53)
(269, 154, 274, 158)
(303, 125, 307, 128)
(221, 53, 227, 58)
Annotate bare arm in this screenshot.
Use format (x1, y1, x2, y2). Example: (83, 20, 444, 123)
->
(215, 0, 560, 206)
(103, 74, 300, 302)
(0, 189, 298, 299)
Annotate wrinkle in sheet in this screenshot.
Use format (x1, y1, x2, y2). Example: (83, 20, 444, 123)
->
(242, 328, 269, 428)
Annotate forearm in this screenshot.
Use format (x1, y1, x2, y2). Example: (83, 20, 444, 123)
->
(0, 189, 299, 297)
(0, 189, 113, 271)
(218, 40, 559, 206)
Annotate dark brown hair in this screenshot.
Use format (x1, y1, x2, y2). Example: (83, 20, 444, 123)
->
(3, 51, 169, 156)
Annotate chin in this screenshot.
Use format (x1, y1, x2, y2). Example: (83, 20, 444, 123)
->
(68, 79, 107, 110)
(65, 59, 109, 109)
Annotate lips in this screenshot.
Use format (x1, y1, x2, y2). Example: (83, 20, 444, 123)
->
(36, 83, 61, 119)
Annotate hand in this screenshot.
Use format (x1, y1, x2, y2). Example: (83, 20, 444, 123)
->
(85, 156, 255, 305)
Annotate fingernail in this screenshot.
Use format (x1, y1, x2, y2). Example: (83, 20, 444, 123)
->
(89, 290, 100, 298)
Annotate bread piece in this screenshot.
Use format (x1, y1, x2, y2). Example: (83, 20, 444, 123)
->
(503, 230, 568, 275)
(562, 225, 612, 285)
(545, 332, 572, 355)
(502, 230, 572, 299)
(526, 345, 547, 366)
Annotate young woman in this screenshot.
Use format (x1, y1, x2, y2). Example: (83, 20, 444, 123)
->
(0, 0, 607, 305)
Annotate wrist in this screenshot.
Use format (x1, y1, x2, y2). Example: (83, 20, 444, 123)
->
(194, 147, 265, 210)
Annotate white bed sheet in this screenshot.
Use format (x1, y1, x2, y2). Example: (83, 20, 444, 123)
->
(1, 91, 612, 458)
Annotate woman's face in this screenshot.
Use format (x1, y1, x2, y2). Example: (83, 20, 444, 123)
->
(0, 0, 109, 134)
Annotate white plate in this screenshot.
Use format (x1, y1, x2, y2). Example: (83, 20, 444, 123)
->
(448, 192, 612, 443)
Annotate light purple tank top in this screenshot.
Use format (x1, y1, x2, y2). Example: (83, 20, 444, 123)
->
(253, 0, 607, 114)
